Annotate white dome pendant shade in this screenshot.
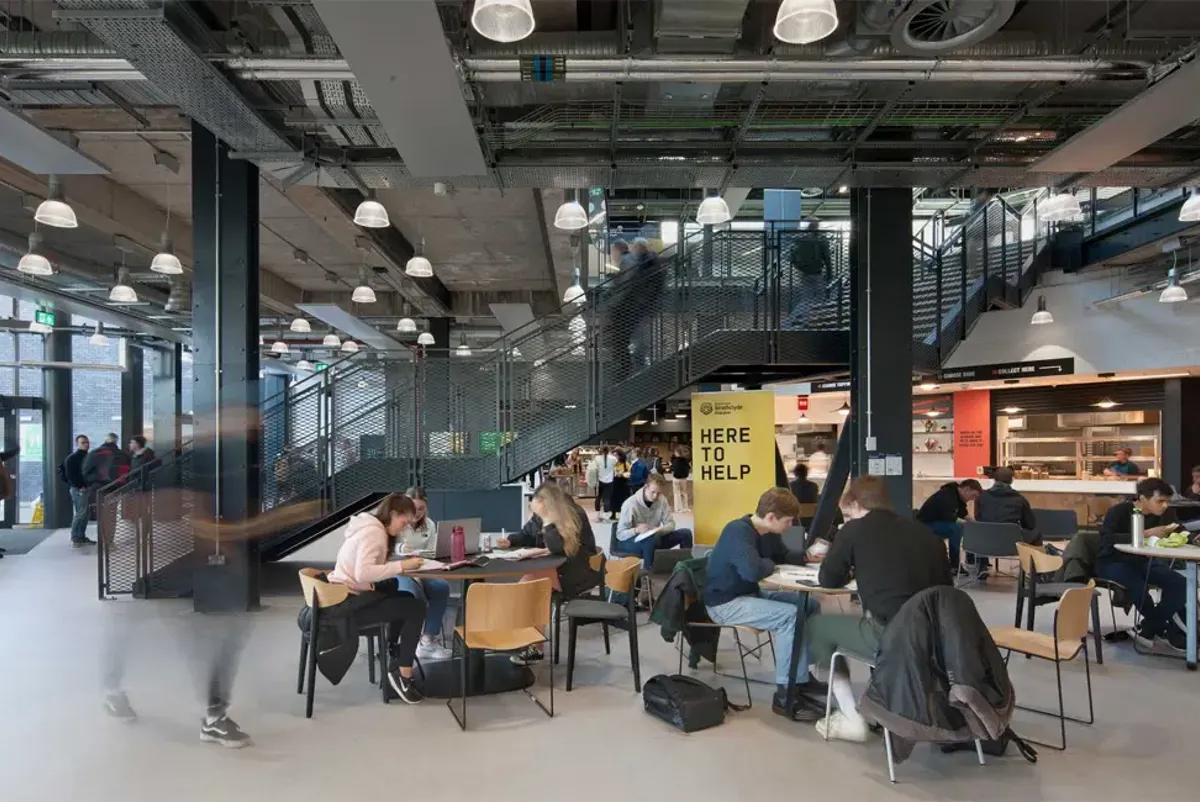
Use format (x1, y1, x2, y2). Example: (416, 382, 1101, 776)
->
(108, 267, 138, 304)
(353, 193, 390, 228)
(406, 236, 434, 277)
(351, 268, 377, 304)
(1041, 191, 1084, 223)
(471, 0, 535, 43)
(1180, 191, 1200, 222)
(773, 0, 839, 45)
(417, 331, 435, 346)
(397, 316, 418, 334)
(89, 323, 109, 347)
(554, 198, 588, 231)
(1030, 294, 1053, 325)
(340, 340, 360, 354)
(455, 335, 472, 357)
(563, 274, 585, 305)
(17, 233, 53, 276)
(322, 332, 341, 347)
(696, 194, 732, 226)
(150, 232, 183, 275)
(35, 175, 78, 229)
(296, 359, 315, 372)
(1160, 267, 1188, 303)
(270, 339, 290, 355)
(290, 317, 312, 333)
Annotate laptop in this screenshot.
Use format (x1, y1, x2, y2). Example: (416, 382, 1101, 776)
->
(433, 518, 483, 559)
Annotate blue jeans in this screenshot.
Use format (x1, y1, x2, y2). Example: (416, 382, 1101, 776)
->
(616, 528, 693, 570)
(390, 576, 451, 637)
(70, 487, 90, 542)
(1097, 557, 1187, 637)
(707, 591, 821, 687)
(926, 520, 962, 568)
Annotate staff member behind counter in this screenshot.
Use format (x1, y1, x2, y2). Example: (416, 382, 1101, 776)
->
(1103, 447, 1144, 478)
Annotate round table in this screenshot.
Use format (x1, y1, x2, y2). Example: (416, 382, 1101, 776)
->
(759, 569, 856, 716)
(406, 553, 566, 697)
(1115, 543, 1200, 670)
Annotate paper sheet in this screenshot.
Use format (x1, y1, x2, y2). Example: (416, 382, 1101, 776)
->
(634, 526, 663, 543)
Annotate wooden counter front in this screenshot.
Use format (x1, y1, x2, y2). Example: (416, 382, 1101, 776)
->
(912, 478, 1136, 528)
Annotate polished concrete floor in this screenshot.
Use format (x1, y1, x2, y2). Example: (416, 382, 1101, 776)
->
(1, 519, 1197, 802)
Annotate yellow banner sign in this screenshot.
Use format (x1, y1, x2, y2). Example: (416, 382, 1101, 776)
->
(692, 390, 778, 546)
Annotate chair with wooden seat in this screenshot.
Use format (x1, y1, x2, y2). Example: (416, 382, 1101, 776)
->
(297, 568, 388, 719)
(449, 578, 554, 730)
(564, 556, 643, 692)
(990, 582, 1097, 750)
(1014, 543, 1105, 664)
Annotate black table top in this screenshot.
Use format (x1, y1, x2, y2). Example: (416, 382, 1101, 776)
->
(407, 554, 565, 581)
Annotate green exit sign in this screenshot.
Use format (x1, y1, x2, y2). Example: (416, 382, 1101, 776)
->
(34, 310, 55, 327)
(314, 362, 329, 372)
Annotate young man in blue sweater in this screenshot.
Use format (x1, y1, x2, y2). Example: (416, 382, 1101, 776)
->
(704, 487, 822, 720)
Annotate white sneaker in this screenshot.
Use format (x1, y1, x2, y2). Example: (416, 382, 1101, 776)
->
(815, 711, 869, 743)
(416, 638, 452, 661)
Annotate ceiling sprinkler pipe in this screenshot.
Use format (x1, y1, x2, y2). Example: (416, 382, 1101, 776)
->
(464, 56, 1127, 73)
(471, 70, 1118, 83)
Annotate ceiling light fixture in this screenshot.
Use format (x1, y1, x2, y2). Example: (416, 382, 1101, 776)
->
(108, 267, 138, 304)
(296, 359, 314, 372)
(1093, 397, 1119, 409)
(397, 316, 417, 334)
(1179, 190, 1200, 222)
(1030, 294, 1053, 325)
(511, 346, 522, 359)
(406, 235, 434, 278)
(696, 192, 731, 225)
(34, 175, 78, 228)
(773, 0, 839, 45)
(675, 412, 688, 419)
(925, 409, 942, 418)
(1041, 190, 1083, 223)
(554, 190, 588, 231)
(1160, 262, 1189, 303)
(351, 266, 377, 304)
(290, 317, 311, 333)
(836, 401, 851, 417)
(17, 232, 53, 276)
(322, 332, 341, 348)
(341, 340, 360, 354)
(455, 334, 472, 357)
(838, 185, 849, 194)
(89, 323, 109, 347)
(918, 379, 939, 391)
(1002, 406, 1023, 415)
(353, 193, 390, 228)
(28, 319, 52, 335)
(564, 404, 578, 410)
(563, 271, 586, 305)
(417, 331, 435, 347)
(150, 233, 183, 275)
(471, 0, 535, 43)
(270, 339, 289, 355)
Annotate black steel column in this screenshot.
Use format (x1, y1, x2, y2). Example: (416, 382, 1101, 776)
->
(1164, 377, 1200, 491)
(43, 330, 73, 528)
(191, 122, 261, 612)
(150, 344, 182, 453)
(848, 188, 914, 510)
(120, 340, 144, 447)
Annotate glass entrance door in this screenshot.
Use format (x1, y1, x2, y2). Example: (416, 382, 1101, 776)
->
(17, 410, 43, 525)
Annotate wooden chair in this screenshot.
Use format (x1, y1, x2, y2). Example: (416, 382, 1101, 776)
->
(564, 556, 643, 692)
(1014, 543, 1104, 664)
(449, 578, 554, 730)
(990, 582, 1097, 750)
(296, 568, 388, 719)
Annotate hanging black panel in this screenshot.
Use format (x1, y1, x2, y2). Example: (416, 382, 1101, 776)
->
(991, 380, 1166, 416)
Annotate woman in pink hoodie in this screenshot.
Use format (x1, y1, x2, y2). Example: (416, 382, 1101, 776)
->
(328, 493, 428, 703)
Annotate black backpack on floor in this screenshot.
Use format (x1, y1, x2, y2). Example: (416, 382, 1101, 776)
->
(642, 674, 744, 733)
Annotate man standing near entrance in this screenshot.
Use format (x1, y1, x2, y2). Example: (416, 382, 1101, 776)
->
(59, 434, 93, 547)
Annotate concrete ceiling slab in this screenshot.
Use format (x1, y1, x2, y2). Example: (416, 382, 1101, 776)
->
(312, 0, 487, 177)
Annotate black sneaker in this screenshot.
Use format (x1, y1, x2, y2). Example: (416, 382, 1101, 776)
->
(104, 693, 137, 722)
(795, 674, 829, 698)
(772, 691, 823, 722)
(387, 670, 425, 704)
(976, 568, 990, 581)
(509, 646, 545, 666)
(200, 716, 251, 748)
(71, 538, 97, 548)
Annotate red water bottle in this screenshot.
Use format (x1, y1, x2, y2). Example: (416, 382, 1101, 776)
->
(451, 525, 466, 563)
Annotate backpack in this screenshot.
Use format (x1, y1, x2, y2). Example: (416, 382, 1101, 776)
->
(642, 674, 745, 733)
(939, 727, 1038, 763)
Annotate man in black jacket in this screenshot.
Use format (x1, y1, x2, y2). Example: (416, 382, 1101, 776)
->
(704, 487, 822, 721)
(810, 477, 952, 742)
(1096, 477, 1187, 652)
(59, 434, 93, 546)
(83, 433, 130, 545)
(974, 467, 1037, 579)
(128, 436, 157, 474)
(916, 478, 981, 574)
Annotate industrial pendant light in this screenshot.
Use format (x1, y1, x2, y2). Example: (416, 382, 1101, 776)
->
(353, 192, 389, 228)
(35, 175, 78, 228)
(351, 267, 377, 304)
(417, 330, 435, 346)
(836, 401, 850, 417)
(511, 345, 522, 359)
(1093, 397, 1119, 409)
(563, 270, 585, 305)
(89, 323, 109, 347)
(17, 232, 53, 276)
(150, 234, 183, 275)
(1030, 294, 1053, 325)
(296, 359, 315, 372)
(773, 0, 839, 44)
(322, 332, 341, 348)
(1180, 190, 1200, 222)
(340, 339, 360, 354)
(290, 316, 312, 333)
(554, 190, 588, 231)
(397, 301, 417, 333)
(270, 338, 290, 355)
(406, 236, 434, 278)
(1041, 190, 1083, 223)
(1160, 265, 1188, 303)
(696, 192, 732, 225)
(471, 0, 535, 44)
(455, 334, 472, 357)
(108, 267, 138, 303)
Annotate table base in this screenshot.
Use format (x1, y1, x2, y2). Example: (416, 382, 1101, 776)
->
(418, 654, 535, 699)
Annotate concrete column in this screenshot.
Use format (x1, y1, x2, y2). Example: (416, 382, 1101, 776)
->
(120, 340, 144, 447)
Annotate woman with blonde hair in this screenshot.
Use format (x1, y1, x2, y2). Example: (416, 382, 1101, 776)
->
(496, 482, 599, 665)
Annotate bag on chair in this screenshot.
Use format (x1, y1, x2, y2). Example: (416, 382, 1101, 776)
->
(642, 674, 739, 732)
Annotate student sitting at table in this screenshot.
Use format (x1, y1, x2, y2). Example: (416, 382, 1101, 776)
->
(916, 478, 981, 575)
(388, 486, 452, 661)
(327, 493, 429, 703)
(1096, 477, 1188, 653)
(614, 474, 693, 569)
(808, 476, 953, 742)
(496, 483, 599, 665)
(974, 467, 1038, 580)
(704, 487, 823, 721)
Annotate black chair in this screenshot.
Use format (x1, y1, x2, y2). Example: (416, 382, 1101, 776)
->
(552, 550, 606, 665)
(564, 556, 643, 692)
(1033, 508, 1079, 540)
(1014, 543, 1105, 665)
(960, 521, 1038, 585)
